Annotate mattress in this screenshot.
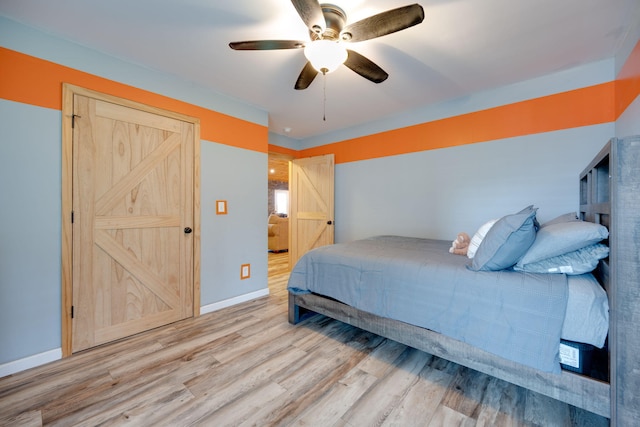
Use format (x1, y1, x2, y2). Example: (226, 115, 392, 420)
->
(563, 273, 609, 348)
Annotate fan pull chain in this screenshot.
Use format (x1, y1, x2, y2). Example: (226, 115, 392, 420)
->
(323, 73, 327, 121)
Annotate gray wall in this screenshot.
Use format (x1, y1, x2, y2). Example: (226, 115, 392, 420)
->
(334, 125, 613, 244)
(200, 142, 268, 305)
(0, 100, 62, 362)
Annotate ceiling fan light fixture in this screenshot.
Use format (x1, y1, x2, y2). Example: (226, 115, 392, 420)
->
(304, 40, 347, 74)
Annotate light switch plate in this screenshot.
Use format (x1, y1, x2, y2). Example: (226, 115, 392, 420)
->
(216, 200, 227, 215)
(240, 263, 250, 280)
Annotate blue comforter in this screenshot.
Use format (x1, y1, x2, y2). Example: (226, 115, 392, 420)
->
(288, 236, 569, 373)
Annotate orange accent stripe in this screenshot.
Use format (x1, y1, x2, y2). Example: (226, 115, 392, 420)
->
(300, 83, 616, 163)
(616, 39, 640, 118)
(267, 144, 300, 158)
(3, 44, 637, 163)
(0, 47, 268, 152)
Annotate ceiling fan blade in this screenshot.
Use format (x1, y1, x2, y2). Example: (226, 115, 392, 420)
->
(290, 0, 326, 35)
(344, 50, 388, 84)
(294, 62, 319, 90)
(229, 40, 306, 50)
(341, 4, 425, 43)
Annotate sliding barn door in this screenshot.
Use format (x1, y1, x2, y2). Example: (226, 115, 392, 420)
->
(289, 154, 335, 268)
(71, 92, 196, 353)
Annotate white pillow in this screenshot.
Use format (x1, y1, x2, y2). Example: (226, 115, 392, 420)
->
(467, 219, 498, 259)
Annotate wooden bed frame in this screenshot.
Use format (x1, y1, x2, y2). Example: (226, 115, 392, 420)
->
(288, 136, 640, 423)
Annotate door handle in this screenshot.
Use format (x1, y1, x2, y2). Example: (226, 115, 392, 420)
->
(184, 227, 193, 234)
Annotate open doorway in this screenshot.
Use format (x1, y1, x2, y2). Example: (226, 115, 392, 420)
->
(268, 152, 293, 278)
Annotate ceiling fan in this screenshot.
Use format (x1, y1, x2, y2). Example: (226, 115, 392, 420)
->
(229, 0, 425, 90)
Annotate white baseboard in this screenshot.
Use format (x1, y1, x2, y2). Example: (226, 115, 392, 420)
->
(200, 288, 270, 315)
(0, 348, 62, 378)
(1, 289, 269, 378)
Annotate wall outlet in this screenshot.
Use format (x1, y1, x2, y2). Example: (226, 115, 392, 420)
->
(240, 263, 251, 280)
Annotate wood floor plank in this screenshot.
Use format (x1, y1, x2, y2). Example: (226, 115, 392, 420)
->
(382, 360, 458, 426)
(189, 344, 307, 398)
(473, 376, 526, 427)
(268, 251, 290, 277)
(98, 385, 195, 426)
(251, 328, 387, 425)
(107, 326, 237, 380)
(0, 409, 42, 427)
(524, 389, 572, 426)
(568, 406, 610, 427)
(210, 317, 308, 364)
(166, 347, 308, 425)
(355, 337, 408, 378)
(154, 311, 257, 345)
(0, 260, 611, 426)
(340, 347, 433, 425)
(441, 367, 493, 419)
(289, 368, 379, 426)
(429, 405, 477, 427)
(236, 351, 365, 426)
(291, 316, 359, 353)
(41, 340, 217, 425)
(204, 381, 288, 426)
(49, 379, 194, 427)
(0, 366, 114, 418)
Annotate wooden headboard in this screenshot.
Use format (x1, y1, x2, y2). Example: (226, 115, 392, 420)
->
(579, 139, 611, 293)
(580, 135, 640, 425)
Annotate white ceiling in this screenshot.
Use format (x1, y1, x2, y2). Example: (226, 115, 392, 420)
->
(1, 0, 637, 140)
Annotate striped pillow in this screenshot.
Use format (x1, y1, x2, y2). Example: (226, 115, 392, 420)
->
(467, 219, 498, 259)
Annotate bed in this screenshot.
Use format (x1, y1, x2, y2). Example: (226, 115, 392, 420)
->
(287, 135, 640, 423)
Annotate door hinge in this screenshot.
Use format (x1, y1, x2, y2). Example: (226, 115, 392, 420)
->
(71, 211, 74, 223)
(71, 305, 74, 319)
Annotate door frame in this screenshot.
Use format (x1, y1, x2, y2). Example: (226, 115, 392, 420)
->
(288, 154, 335, 267)
(268, 151, 294, 215)
(61, 84, 201, 357)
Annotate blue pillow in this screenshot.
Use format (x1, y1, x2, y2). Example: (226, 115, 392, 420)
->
(513, 243, 609, 275)
(471, 205, 538, 271)
(540, 212, 579, 228)
(516, 220, 609, 267)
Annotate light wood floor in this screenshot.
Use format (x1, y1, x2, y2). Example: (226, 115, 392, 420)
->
(0, 254, 608, 426)
(267, 251, 289, 277)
